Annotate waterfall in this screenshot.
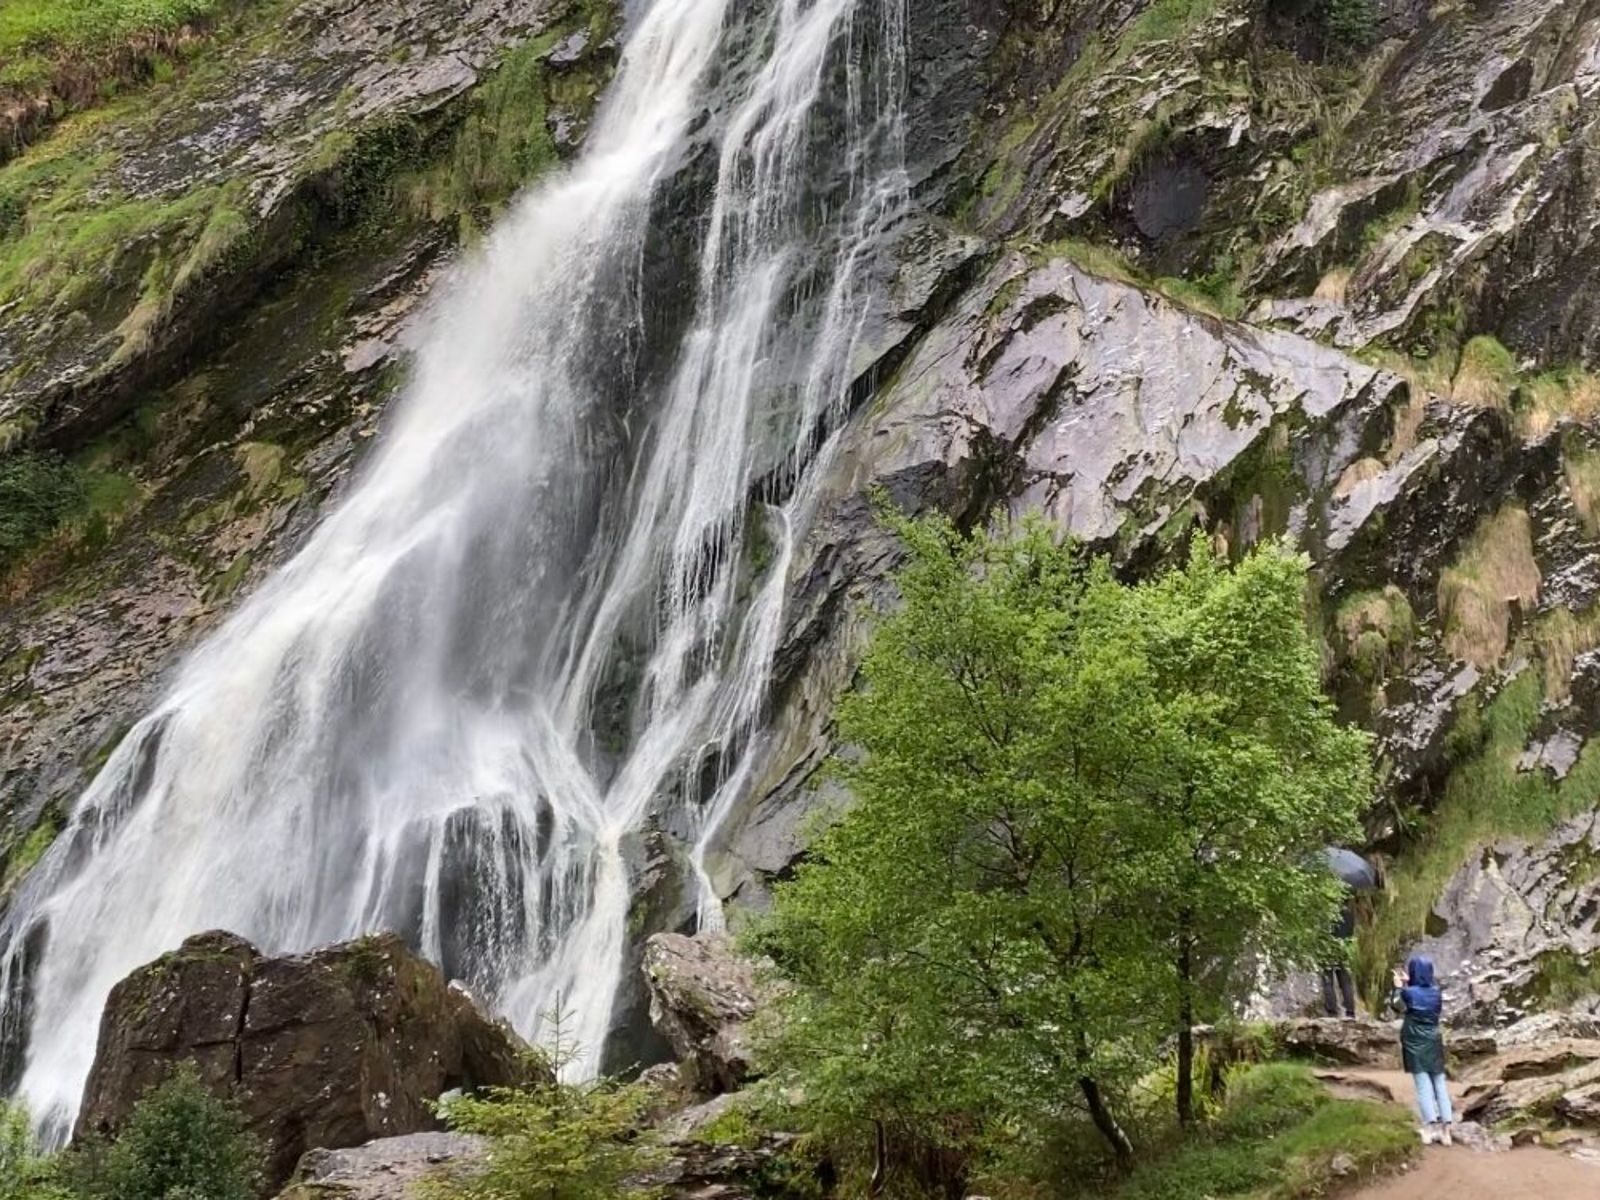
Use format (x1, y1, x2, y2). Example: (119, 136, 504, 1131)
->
(0, 0, 907, 1136)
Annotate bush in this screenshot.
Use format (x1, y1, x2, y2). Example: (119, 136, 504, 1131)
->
(0, 1100, 71, 1200)
(0, 452, 83, 571)
(1320, 0, 1378, 55)
(424, 1076, 658, 1200)
(68, 1064, 261, 1200)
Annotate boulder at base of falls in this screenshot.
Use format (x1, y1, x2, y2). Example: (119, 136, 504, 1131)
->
(643, 933, 765, 1096)
(76, 930, 540, 1189)
(275, 1131, 488, 1200)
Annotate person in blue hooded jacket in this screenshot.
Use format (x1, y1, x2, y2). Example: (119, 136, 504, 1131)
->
(1390, 955, 1453, 1145)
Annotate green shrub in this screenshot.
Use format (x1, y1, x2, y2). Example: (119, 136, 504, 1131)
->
(0, 453, 83, 570)
(424, 1075, 658, 1200)
(1320, 0, 1378, 56)
(0, 1100, 72, 1200)
(68, 1063, 262, 1200)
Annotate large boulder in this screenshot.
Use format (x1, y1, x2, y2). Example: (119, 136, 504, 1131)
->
(1459, 1039, 1600, 1127)
(1275, 1018, 1403, 1067)
(275, 1132, 487, 1200)
(643, 933, 764, 1096)
(76, 931, 538, 1188)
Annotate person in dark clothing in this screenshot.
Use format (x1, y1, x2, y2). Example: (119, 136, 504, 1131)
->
(1320, 893, 1357, 1018)
(1390, 955, 1452, 1145)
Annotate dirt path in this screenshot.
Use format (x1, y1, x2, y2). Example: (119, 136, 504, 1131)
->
(1321, 1067, 1600, 1199)
(1348, 1145, 1600, 1199)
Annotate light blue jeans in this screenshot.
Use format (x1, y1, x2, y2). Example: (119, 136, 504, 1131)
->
(1412, 1071, 1453, 1124)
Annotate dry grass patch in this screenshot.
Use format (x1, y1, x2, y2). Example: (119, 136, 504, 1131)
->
(1438, 505, 1540, 668)
(1312, 266, 1350, 302)
(1450, 335, 1518, 409)
(1531, 605, 1600, 703)
(1332, 455, 1384, 500)
(1565, 445, 1600, 537)
(1521, 368, 1600, 440)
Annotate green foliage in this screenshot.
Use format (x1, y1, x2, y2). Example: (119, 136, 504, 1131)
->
(1108, 1065, 1414, 1200)
(425, 1079, 657, 1200)
(0, 1100, 72, 1200)
(1317, 0, 1378, 57)
(0, 0, 221, 90)
(1035, 238, 1143, 286)
(1335, 586, 1415, 684)
(1518, 948, 1600, 1010)
(68, 1064, 262, 1200)
(1452, 334, 1519, 409)
(749, 511, 1368, 1185)
(0, 454, 84, 571)
(424, 1001, 657, 1200)
(1155, 267, 1246, 319)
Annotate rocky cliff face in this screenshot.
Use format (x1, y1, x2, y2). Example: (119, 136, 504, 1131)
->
(3, 0, 1600, 1076)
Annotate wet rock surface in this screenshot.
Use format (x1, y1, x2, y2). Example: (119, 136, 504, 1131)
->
(77, 931, 537, 1189)
(708, 249, 1526, 906)
(1411, 811, 1600, 1026)
(643, 933, 765, 1096)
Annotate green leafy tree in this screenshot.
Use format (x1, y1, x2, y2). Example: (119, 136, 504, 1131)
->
(1126, 538, 1367, 1123)
(69, 1063, 261, 1200)
(750, 511, 1367, 1184)
(750, 513, 1170, 1179)
(0, 1099, 72, 1200)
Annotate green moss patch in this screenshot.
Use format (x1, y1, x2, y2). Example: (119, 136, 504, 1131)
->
(0, 806, 64, 896)
(1335, 585, 1414, 683)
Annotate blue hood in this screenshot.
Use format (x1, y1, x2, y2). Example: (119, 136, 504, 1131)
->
(1402, 955, 1442, 1020)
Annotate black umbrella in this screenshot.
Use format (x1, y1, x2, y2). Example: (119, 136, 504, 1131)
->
(1324, 846, 1378, 891)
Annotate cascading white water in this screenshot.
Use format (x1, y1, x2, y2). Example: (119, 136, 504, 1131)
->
(0, 0, 906, 1136)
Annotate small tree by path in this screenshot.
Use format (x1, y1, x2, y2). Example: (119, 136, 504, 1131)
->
(750, 511, 1369, 1182)
(1129, 541, 1369, 1123)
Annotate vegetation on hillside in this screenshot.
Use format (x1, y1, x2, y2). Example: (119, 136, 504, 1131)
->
(1105, 1064, 1412, 1200)
(746, 510, 1369, 1194)
(0, 1065, 261, 1200)
(0, 0, 224, 91)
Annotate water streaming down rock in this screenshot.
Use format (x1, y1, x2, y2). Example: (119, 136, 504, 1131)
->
(0, 0, 907, 1135)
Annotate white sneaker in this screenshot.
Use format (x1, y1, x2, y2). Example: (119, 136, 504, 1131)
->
(1419, 1126, 1435, 1145)
(1438, 1124, 1453, 1146)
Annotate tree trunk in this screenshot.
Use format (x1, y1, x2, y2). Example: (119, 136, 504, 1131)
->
(869, 1118, 888, 1196)
(1079, 1076, 1134, 1166)
(1177, 1017, 1195, 1126)
(1176, 912, 1196, 1126)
